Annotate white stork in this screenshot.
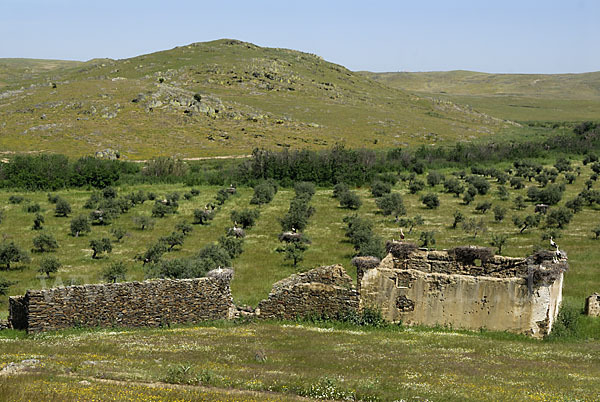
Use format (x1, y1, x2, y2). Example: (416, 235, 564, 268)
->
(400, 228, 405, 240)
(550, 236, 557, 249)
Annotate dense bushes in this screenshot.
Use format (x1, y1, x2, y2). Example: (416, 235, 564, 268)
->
(0, 154, 133, 190)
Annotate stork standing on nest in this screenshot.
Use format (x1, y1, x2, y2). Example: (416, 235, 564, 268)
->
(550, 237, 557, 249)
(400, 228, 405, 240)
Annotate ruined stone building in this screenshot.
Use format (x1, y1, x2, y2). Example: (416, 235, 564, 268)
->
(358, 243, 567, 338)
(5, 243, 568, 338)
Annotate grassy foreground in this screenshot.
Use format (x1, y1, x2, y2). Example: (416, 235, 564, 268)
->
(0, 321, 598, 401)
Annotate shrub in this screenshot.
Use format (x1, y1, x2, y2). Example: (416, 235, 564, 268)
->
(54, 198, 71, 217)
(592, 225, 600, 240)
(276, 240, 309, 267)
(0, 277, 12, 295)
(332, 183, 349, 198)
(0, 242, 29, 270)
(344, 215, 374, 250)
(70, 215, 91, 237)
(152, 201, 172, 218)
(140, 242, 167, 265)
(475, 201, 492, 214)
(462, 218, 487, 238)
(32, 233, 59, 253)
(493, 205, 507, 222)
(547, 303, 582, 340)
(513, 214, 541, 233)
(110, 227, 127, 242)
(89, 238, 112, 259)
(419, 231, 436, 248)
(294, 181, 316, 198)
(192, 209, 214, 225)
(195, 244, 231, 270)
(370, 181, 391, 197)
(175, 221, 193, 236)
(408, 179, 425, 194)
(546, 207, 573, 229)
(38, 256, 61, 278)
(32, 213, 45, 230)
(218, 235, 244, 259)
(375, 193, 405, 218)
(146, 257, 213, 280)
(397, 215, 424, 234)
(102, 261, 127, 283)
(231, 209, 260, 229)
(250, 181, 277, 205)
(159, 232, 185, 252)
(452, 210, 464, 229)
(510, 176, 524, 189)
(465, 175, 490, 195)
(133, 215, 155, 230)
(338, 190, 362, 210)
(8, 195, 25, 204)
(420, 193, 439, 209)
(443, 178, 464, 197)
(490, 233, 508, 254)
(280, 197, 314, 232)
(25, 203, 41, 213)
(514, 195, 526, 210)
(215, 188, 230, 205)
(497, 185, 510, 201)
(357, 236, 386, 259)
(427, 171, 445, 187)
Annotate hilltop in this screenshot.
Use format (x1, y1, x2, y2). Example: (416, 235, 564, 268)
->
(0, 40, 511, 159)
(363, 70, 600, 122)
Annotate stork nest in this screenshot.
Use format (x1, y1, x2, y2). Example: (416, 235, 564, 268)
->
(386, 241, 418, 259)
(278, 232, 306, 243)
(449, 246, 494, 266)
(528, 249, 557, 264)
(227, 227, 246, 238)
(351, 256, 381, 270)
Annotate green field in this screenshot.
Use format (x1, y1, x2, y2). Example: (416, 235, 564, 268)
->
(0, 320, 599, 401)
(0, 40, 514, 159)
(1, 157, 599, 313)
(363, 70, 600, 122)
(1, 39, 600, 401)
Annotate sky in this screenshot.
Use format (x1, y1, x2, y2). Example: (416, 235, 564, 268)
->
(1, 0, 598, 74)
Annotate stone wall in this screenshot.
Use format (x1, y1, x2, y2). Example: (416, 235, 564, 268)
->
(360, 244, 567, 338)
(256, 265, 359, 320)
(9, 270, 234, 333)
(586, 293, 600, 317)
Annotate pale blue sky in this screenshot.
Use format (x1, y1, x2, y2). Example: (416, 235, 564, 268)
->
(1, 0, 598, 73)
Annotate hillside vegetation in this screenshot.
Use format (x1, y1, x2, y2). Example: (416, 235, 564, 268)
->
(363, 70, 600, 122)
(0, 40, 511, 159)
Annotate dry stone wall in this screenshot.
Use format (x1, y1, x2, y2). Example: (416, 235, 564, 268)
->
(257, 265, 359, 320)
(359, 244, 567, 338)
(9, 270, 234, 333)
(586, 293, 600, 317)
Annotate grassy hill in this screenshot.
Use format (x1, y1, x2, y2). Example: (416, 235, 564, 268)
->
(362, 70, 600, 122)
(0, 40, 512, 159)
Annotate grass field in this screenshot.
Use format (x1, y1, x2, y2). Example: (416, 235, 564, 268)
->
(0, 40, 513, 159)
(0, 321, 598, 401)
(1, 156, 599, 313)
(363, 70, 600, 122)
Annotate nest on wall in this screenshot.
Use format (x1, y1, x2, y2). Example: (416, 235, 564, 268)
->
(351, 256, 381, 270)
(449, 246, 494, 266)
(386, 241, 418, 259)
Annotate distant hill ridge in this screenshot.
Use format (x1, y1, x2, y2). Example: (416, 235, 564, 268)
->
(361, 70, 600, 99)
(0, 40, 529, 158)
